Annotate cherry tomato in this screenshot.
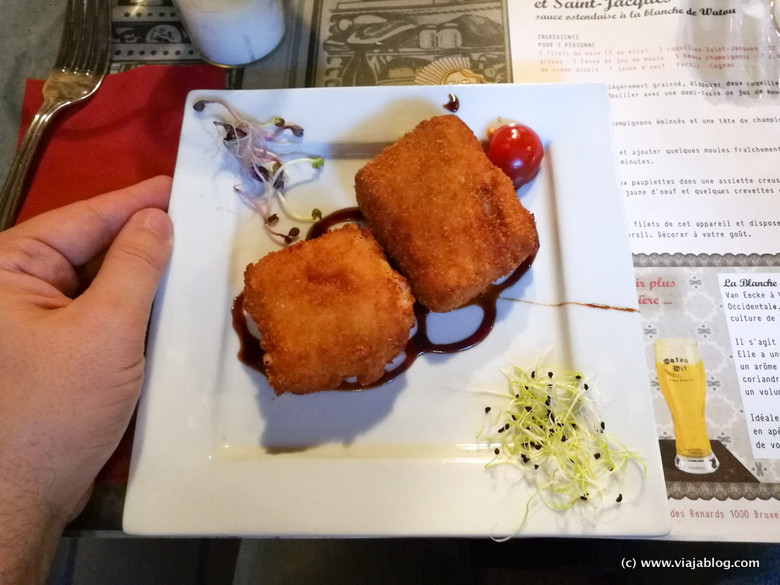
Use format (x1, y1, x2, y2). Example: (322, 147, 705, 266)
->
(487, 123, 543, 189)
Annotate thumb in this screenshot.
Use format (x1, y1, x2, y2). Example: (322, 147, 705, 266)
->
(81, 208, 173, 329)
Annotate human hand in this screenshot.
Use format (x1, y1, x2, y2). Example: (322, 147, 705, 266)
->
(0, 176, 173, 583)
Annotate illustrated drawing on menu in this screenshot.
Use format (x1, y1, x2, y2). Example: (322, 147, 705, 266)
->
(313, 0, 511, 87)
(111, 0, 201, 67)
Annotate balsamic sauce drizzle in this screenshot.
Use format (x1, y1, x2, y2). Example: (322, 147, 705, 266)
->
(232, 207, 533, 390)
(443, 93, 460, 112)
(232, 207, 634, 392)
(499, 297, 639, 314)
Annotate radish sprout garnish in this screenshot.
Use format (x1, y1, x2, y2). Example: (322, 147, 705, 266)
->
(479, 364, 645, 534)
(194, 98, 323, 245)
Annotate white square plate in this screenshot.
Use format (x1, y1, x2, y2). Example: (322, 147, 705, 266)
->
(124, 84, 669, 537)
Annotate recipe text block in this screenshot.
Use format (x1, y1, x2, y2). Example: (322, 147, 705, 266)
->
(718, 273, 780, 459)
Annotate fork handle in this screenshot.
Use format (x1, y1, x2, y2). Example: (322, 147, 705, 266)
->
(0, 99, 68, 230)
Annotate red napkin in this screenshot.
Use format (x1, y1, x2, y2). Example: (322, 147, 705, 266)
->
(15, 64, 226, 223)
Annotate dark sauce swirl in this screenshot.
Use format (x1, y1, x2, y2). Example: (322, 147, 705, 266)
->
(232, 207, 534, 390)
(443, 93, 460, 112)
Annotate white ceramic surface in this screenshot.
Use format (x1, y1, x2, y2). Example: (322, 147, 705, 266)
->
(124, 84, 669, 537)
(173, 0, 284, 67)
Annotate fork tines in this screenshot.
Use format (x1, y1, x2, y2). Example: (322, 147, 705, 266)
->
(56, 0, 111, 75)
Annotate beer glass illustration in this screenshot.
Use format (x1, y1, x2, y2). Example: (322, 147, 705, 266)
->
(654, 337, 719, 474)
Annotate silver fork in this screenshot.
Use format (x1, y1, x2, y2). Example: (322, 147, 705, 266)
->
(0, 0, 111, 230)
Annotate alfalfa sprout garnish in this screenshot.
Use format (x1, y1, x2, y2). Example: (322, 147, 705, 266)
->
(194, 98, 323, 244)
(479, 363, 645, 534)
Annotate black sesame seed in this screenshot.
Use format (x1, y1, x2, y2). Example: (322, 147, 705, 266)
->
(193, 100, 206, 111)
(548, 371, 553, 378)
(485, 406, 491, 413)
(494, 448, 500, 455)
(531, 370, 536, 378)
(584, 383, 589, 390)
(616, 493, 623, 503)
(600, 421, 606, 430)
(594, 453, 601, 459)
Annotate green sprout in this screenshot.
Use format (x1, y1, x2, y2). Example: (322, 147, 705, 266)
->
(479, 363, 646, 536)
(194, 98, 324, 245)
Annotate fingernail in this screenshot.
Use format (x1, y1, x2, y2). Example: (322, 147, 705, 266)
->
(137, 208, 173, 241)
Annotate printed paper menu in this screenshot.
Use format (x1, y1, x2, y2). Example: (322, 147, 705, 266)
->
(509, 0, 779, 256)
(508, 0, 780, 541)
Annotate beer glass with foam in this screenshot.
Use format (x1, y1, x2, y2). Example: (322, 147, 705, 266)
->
(654, 337, 719, 474)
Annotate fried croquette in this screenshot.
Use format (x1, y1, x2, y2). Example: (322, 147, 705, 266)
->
(242, 224, 415, 395)
(355, 115, 539, 313)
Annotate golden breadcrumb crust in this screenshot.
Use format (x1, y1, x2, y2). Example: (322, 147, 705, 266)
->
(355, 115, 539, 312)
(243, 224, 415, 395)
